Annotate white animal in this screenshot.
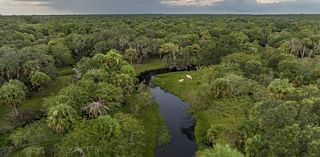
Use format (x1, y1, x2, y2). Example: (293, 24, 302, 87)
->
(186, 75, 193, 80)
(178, 79, 184, 83)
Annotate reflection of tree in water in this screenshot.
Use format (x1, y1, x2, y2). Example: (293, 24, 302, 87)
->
(181, 115, 196, 141)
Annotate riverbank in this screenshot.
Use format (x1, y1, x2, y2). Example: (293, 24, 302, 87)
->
(133, 58, 166, 75)
(153, 70, 255, 150)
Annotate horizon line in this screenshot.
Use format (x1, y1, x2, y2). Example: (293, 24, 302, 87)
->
(1, 13, 320, 16)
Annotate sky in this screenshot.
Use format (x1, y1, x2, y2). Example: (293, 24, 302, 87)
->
(0, 0, 319, 15)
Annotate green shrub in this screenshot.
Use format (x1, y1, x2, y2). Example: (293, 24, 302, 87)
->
(197, 144, 244, 157)
(9, 121, 60, 147)
(22, 146, 45, 157)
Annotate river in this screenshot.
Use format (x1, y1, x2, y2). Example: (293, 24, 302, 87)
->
(151, 86, 198, 157)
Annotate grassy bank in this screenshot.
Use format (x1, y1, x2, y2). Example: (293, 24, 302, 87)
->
(153, 70, 255, 149)
(123, 93, 162, 157)
(133, 58, 166, 74)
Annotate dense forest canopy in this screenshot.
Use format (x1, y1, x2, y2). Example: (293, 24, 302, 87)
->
(1, 15, 320, 157)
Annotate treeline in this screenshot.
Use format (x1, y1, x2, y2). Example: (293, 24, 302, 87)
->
(1, 15, 320, 79)
(1, 15, 320, 156)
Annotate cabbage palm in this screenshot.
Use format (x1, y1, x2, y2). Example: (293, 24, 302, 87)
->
(82, 100, 109, 118)
(47, 103, 77, 133)
(0, 80, 27, 119)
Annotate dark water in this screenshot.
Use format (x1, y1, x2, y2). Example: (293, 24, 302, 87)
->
(151, 86, 198, 157)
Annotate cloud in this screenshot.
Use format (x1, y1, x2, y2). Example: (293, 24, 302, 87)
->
(1, 0, 320, 14)
(161, 0, 224, 6)
(256, 0, 293, 4)
(0, 0, 66, 14)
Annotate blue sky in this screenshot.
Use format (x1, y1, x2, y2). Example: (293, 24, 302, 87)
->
(0, 0, 319, 15)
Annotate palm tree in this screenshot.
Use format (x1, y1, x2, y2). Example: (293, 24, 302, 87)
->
(82, 100, 109, 118)
(268, 79, 295, 100)
(0, 80, 27, 119)
(47, 103, 77, 133)
(160, 42, 180, 60)
(124, 48, 138, 64)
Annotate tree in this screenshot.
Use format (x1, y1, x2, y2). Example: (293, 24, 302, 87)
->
(159, 42, 179, 60)
(184, 44, 201, 65)
(82, 69, 109, 83)
(93, 83, 124, 111)
(246, 98, 320, 157)
(0, 80, 27, 119)
(58, 114, 144, 157)
(124, 48, 138, 64)
(112, 74, 135, 94)
(22, 146, 45, 157)
(210, 74, 249, 99)
(30, 71, 51, 90)
(105, 49, 124, 68)
(197, 144, 244, 157)
(244, 60, 262, 79)
(66, 34, 90, 61)
(47, 103, 78, 134)
(268, 79, 295, 100)
(10, 120, 60, 148)
(22, 60, 40, 77)
(301, 38, 313, 58)
(120, 64, 136, 77)
(82, 100, 109, 119)
(48, 38, 74, 66)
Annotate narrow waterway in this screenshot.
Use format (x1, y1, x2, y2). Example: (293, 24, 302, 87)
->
(151, 86, 197, 157)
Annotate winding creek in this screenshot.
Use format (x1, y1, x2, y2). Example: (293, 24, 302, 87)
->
(138, 66, 198, 157)
(152, 86, 198, 157)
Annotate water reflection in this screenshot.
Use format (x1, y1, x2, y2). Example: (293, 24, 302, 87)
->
(151, 86, 197, 157)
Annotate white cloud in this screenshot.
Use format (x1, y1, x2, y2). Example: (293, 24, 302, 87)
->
(161, 0, 224, 7)
(256, 0, 293, 4)
(0, 0, 68, 15)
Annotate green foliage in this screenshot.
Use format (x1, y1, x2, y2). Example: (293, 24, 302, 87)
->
(278, 59, 304, 84)
(58, 114, 144, 157)
(123, 88, 162, 157)
(158, 121, 171, 147)
(112, 73, 135, 94)
(153, 70, 259, 149)
(268, 79, 295, 100)
(9, 120, 60, 147)
(127, 84, 153, 115)
(205, 63, 243, 82)
(3, 15, 320, 157)
(22, 146, 45, 157)
(30, 71, 51, 89)
(160, 42, 180, 66)
(124, 48, 138, 64)
(246, 88, 320, 157)
(196, 144, 244, 157)
(206, 125, 225, 146)
(133, 58, 165, 74)
(48, 38, 74, 66)
(222, 53, 259, 67)
(210, 74, 250, 99)
(82, 101, 109, 119)
(47, 103, 78, 134)
(0, 80, 27, 118)
(244, 60, 262, 79)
